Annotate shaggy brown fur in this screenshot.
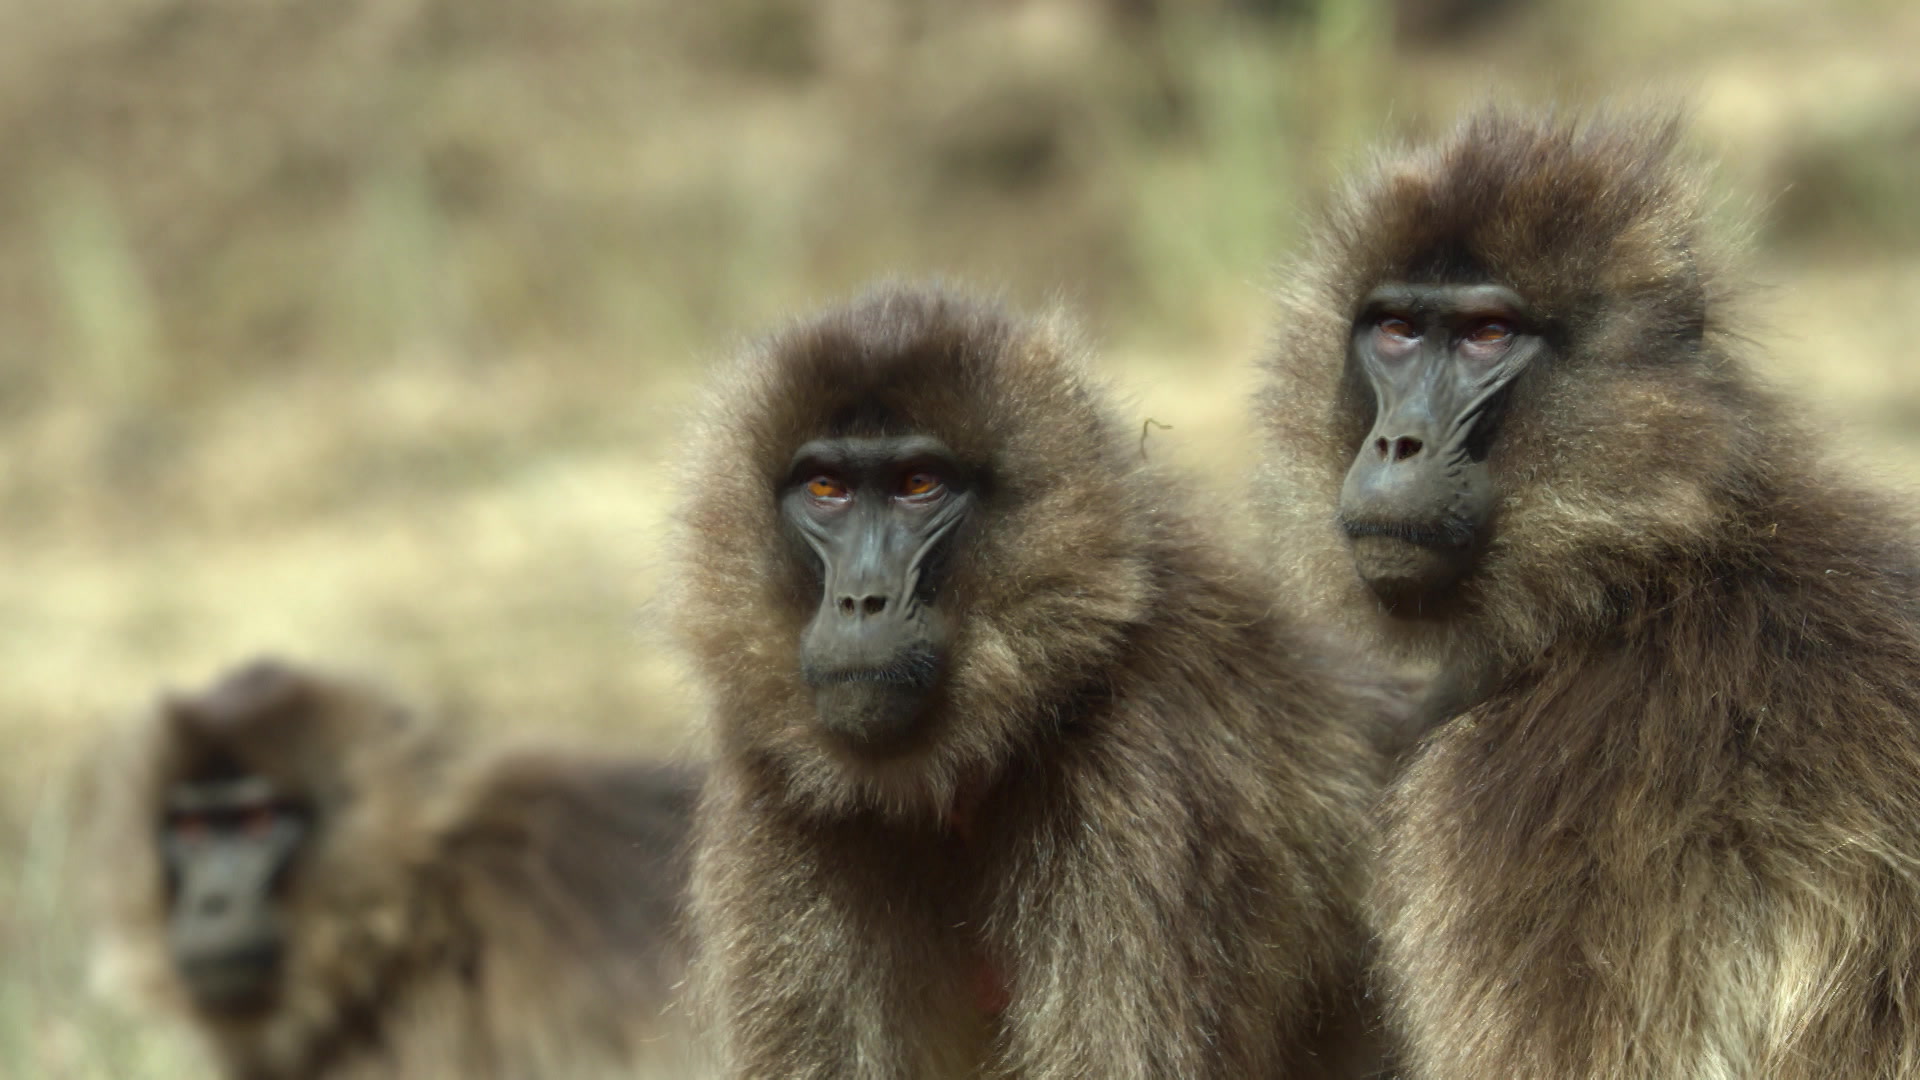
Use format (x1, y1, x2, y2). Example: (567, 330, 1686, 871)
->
(94, 658, 699, 1080)
(1259, 107, 1920, 1078)
(674, 282, 1391, 1079)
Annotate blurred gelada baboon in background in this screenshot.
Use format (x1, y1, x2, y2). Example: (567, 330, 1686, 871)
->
(90, 657, 702, 1080)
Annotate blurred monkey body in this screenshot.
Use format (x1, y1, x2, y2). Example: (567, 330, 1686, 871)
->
(97, 659, 699, 1079)
(677, 284, 1388, 1078)
(1260, 109, 1920, 1077)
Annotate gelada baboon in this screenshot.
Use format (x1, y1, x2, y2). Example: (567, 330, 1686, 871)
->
(674, 283, 1389, 1078)
(94, 658, 699, 1079)
(1259, 107, 1920, 1078)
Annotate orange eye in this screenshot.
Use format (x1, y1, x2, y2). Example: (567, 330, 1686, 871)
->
(1465, 320, 1512, 345)
(242, 808, 278, 836)
(804, 476, 848, 501)
(899, 472, 942, 498)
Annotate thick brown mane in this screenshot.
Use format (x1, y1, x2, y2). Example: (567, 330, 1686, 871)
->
(1261, 106, 1920, 1078)
(679, 282, 1392, 1077)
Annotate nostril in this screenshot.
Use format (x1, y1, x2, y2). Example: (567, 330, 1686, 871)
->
(1392, 436, 1424, 462)
(836, 595, 888, 617)
(1374, 436, 1391, 459)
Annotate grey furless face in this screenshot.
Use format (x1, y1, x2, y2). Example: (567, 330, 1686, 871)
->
(161, 774, 308, 1017)
(1338, 282, 1542, 610)
(782, 434, 976, 754)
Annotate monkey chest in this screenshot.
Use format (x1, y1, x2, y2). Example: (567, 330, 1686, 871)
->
(1376, 722, 1795, 1076)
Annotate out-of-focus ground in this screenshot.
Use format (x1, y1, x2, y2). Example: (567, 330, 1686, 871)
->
(0, 0, 1915, 1074)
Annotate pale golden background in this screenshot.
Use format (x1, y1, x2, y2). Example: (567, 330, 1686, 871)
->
(1, 0, 1916, 1074)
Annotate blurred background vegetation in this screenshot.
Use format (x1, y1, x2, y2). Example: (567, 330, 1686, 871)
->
(1, 0, 1915, 1074)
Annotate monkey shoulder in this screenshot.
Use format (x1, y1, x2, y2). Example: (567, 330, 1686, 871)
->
(1083, 549, 1388, 833)
(430, 750, 696, 1008)
(1392, 593, 1920, 900)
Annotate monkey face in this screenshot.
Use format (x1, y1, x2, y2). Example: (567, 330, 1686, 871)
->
(160, 773, 307, 1018)
(151, 660, 332, 1021)
(782, 434, 976, 755)
(680, 286, 1157, 817)
(1338, 283, 1543, 610)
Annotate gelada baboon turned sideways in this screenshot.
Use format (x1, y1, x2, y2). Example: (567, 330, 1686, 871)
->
(674, 284, 1388, 1078)
(93, 658, 699, 1079)
(1259, 107, 1920, 1078)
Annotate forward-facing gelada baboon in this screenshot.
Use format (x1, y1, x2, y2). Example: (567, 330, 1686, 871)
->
(675, 282, 1390, 1078)
(1259, 107, 1920, 1078)
(94, 658, 699, 1079)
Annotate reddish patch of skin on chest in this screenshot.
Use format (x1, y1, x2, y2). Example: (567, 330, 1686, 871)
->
(944, 775, 1012, 1016)
(970, 955, 1012, 1015)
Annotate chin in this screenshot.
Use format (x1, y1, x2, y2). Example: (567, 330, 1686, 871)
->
(1349, 534, 1474, 613)
(812, 681, 937, 759)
